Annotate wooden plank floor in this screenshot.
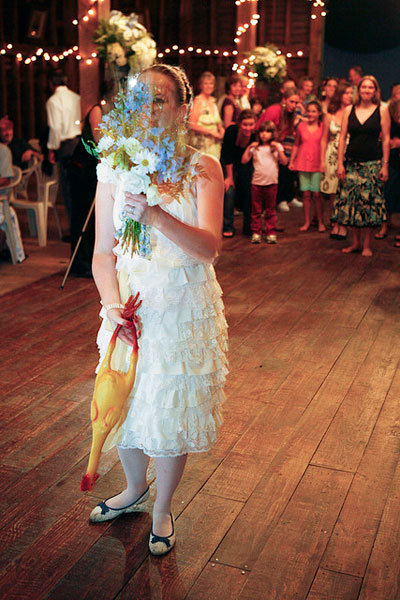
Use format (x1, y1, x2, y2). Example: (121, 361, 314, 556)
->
(1, 208, 400, 600)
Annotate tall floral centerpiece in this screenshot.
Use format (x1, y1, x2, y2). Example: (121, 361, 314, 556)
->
(94, 10, 157, 85)
(247, 44, 287, 105)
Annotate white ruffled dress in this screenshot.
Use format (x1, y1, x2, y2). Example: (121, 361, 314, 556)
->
(96, 155, 228, 457)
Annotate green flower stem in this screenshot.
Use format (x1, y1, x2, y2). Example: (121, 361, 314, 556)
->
(121, 218, 142, 256)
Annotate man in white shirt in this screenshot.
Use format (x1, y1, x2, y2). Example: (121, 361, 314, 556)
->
(46, 70, 81, 229)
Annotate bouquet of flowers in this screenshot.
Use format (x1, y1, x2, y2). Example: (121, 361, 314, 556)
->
(247, 44, 287, 83)
(93, 80, 192, 258)
(94, 10, 157, 73)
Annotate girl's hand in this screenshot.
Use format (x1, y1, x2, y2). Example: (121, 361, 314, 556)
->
(124, 192, 158, 226)
(249, 141, 259, 149)
(270, 141, 279, 150)
(288, 162, 295, 171)
(337, 163, 346, 182)
(379, 164, 389, 182)
(107, 308, 135, 346)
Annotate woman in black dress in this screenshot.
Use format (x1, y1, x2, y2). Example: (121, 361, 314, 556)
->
(332, 75, 390, 256)
(220, 75, 242, 129)
(69, 103, 103, 277)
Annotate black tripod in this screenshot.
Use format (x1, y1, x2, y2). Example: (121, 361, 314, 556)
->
(60, 198, 95, 289)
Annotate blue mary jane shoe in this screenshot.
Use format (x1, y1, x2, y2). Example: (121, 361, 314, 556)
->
(149, 513, 175, 556)
(89, 487, 150, 523)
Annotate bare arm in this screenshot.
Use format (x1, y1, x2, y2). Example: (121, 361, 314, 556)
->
(92, 182, 134, 345)
(271, 141, 288, 166)
(241, 142, 258, 164)
(390, 137, 400, 149)
(379, 105, 390, 182)
(89, 105, 103, 144)
(337, 106, 351, 181)
(320, 113, 331, 171)
(288, 129, 301, 169)
(125, 153, 224, 264)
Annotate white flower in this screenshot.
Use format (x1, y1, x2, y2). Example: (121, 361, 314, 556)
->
(104, 153, 116, 168)
(121, 169, 150, 194)
(123, 28, 133, 41)
(124, 136, 142, 158)
(131, 40, 148, 56)
(97, 160, 116, 184)
(146, 183, 163, 206)
(133, 149, 158, 174)
(97, 134, 114, 152)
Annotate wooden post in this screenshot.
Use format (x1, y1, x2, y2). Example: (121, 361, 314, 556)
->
(78, 0, 110, 119)
(308, 5, 325, 83)
(179, 0, 193, 78)
(236, 0, 259, 61)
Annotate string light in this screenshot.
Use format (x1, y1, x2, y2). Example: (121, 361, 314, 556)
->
(0, 0, 322, 69)
(72, 0, 99, 26)
(308, 0, 327, 19)
(235, 13, 260, 43)
(157, 45, 238, 58)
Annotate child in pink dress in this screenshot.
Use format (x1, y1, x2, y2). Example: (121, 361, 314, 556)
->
(242, 121, 288, 244)
(289, 100, 325, 232)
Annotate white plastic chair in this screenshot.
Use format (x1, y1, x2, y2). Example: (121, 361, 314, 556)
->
(11, 159, 62, 246)
(0, 166, 23, 264)
(16, 155, 40, 201)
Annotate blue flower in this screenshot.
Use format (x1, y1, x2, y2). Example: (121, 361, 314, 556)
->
(150, 126, 164, 136)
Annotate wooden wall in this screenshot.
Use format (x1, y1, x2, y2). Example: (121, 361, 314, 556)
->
(0, 0, 79, 139)
(258, 0, 314, 84)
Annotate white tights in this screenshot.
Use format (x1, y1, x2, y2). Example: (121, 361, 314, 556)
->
(107, 447, 187, 536)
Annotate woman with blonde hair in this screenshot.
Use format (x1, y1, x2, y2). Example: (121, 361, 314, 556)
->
(332, 75, 390, 256)
(189, 71, 224, 159)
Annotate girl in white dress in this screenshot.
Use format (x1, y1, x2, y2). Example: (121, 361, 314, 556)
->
(89, 64, 227, 556)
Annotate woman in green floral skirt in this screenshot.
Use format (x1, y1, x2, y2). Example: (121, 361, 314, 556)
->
(332, 75, 390, 256)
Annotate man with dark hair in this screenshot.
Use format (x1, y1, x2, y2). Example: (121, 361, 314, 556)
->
(349, 65, 363, 87)
(46, 69, 81, 231)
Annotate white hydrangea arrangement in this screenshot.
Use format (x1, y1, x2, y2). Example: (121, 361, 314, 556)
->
(248, 44, 287, 83)
(94, 10, 157, 73)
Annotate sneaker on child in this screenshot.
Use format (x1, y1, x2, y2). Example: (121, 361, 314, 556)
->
(251, 233, 262, 244)
(290, 198, 303, 208)
(266, 234, 277, 244)
(277, 201, 290, 212)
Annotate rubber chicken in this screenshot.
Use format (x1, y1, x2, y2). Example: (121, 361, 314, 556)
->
(80, 293, 141, 492)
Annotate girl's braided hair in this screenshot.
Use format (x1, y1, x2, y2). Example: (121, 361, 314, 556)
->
(142, 63, 194, 116)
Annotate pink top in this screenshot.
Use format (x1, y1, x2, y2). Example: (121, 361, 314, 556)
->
(257, 104, 281, 129)
(292, 121, 323, 172)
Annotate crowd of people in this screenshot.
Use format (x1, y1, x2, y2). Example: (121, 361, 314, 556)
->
(188, 66, 400, 257)
(1, 65, 400, 266)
